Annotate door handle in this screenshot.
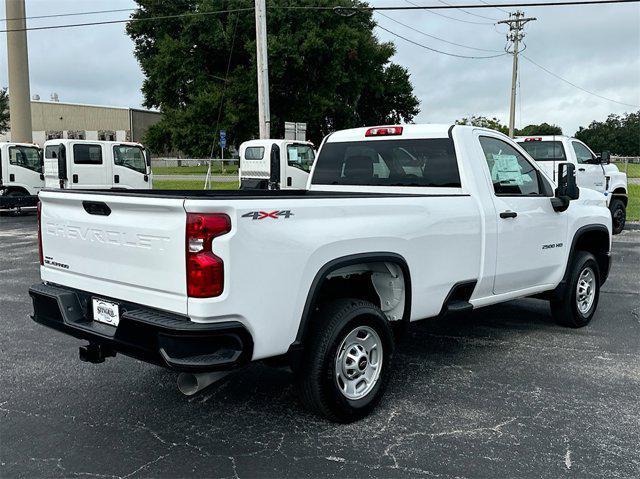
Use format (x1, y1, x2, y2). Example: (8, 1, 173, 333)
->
(114, 174, 120, 184)
(578, 168, 586, 172)
(500, 210, 517, 219)
(73, 174, 78, 183)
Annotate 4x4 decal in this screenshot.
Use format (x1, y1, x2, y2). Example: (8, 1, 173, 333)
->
(242, 210, 294, 220)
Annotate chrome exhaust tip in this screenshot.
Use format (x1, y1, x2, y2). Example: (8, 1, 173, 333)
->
(177, 371, 229, 396)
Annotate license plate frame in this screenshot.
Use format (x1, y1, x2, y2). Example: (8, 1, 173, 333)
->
(92, 298, 120, 327)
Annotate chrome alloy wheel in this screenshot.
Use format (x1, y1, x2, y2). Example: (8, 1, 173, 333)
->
(334, 325, 383, 400)
(576, 266, 596, 315)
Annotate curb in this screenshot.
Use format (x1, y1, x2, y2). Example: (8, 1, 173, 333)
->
(625, 222, 640, 231)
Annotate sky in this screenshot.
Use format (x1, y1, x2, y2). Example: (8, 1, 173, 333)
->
(0, 0, 638, 136)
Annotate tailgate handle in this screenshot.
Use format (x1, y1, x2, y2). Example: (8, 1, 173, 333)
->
(83, 201, 111, 216)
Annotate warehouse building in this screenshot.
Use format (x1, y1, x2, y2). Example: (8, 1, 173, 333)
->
(0, 100, 162, 146)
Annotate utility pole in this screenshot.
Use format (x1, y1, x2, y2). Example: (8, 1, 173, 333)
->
(254, 0, 270, 139)
(5, 0, 33, 143)
(497, 11, 536, 138)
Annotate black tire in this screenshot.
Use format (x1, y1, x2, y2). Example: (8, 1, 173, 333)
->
(296, 299, 394, 423)
(551, 251, 601, 328)
(609, 198, 626, 235)
(6, 189, 27, 197)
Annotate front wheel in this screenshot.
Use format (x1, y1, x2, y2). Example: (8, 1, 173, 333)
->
(551, 251, 601, 328)
(609, 198, 626, 235)
(296, 299, 394, 422)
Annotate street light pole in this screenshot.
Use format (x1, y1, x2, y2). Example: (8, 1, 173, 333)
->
(254, 0, 270, 139)
(5, 0, 33, 143)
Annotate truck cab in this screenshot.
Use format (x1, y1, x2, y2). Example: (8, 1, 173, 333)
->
(43, 139, 152, 190)
(517, 135, 628, 234)
(239, 139, 315, 190)
(0, 142, 44, 197)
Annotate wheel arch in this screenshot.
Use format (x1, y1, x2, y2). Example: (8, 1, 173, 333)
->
(561, 225, 611, 291)
(289, 252, 412, 354)
(610, 187, 628, 206)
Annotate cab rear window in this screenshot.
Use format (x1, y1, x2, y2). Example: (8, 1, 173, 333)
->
(519, 141, 566, 161)
(312, 138, 460, 187)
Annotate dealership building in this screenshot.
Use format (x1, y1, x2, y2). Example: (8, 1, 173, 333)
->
(0, 100, 162, 146)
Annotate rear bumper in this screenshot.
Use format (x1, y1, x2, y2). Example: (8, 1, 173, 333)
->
(0, 193, 38, 209)
(29, 282, 253, 372)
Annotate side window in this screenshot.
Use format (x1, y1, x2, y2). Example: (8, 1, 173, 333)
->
(244, 147, 264, 160)
(287, 144, 315, 173)
(45, 145, 58, 159)
(73, 144, 103, 165)
(479, 136, 542, 196)
(572, 141, 594, 164)
(113, 145, 146, 173)
(9, 146, 43, 173)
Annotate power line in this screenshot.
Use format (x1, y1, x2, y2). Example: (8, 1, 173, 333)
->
(521, 55, 640, 108)
(0, 7, 255, 33)
(432, 0, 501, 21)
(376, 12, 503, 52)
(404, 0, 495, 25)
(477, 0, 512, 13)
(375, 24, 509, 58)
(0, 7, 135, 23)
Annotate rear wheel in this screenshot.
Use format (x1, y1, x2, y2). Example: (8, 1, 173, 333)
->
(609, 198, 626, 235)
(551, 251, 600, 328)
(296, 299, 394, 422)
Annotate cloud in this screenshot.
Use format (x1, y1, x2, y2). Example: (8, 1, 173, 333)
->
(0, 0, 638, 136)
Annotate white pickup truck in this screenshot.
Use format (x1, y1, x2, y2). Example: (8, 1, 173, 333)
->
(30, 124, 612, 422)
(239, 139, 315, 190)
(44, 139, 152, 190)
(0, 142, 43, 209)
(517, 135, 628, 234)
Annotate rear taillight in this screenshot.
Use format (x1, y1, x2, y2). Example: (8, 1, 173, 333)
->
(365, 126, 403, 137)
(186, 213, 231, 298)
(37, 201, 43, 266)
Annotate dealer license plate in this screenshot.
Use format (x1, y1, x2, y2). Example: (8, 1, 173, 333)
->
(92, 298, 120, 327)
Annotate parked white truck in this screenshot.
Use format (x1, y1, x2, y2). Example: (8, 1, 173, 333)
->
(44, 139, 152, 190)
(0, 142, 43, 209)
(517, 135, 628, 234)
(30, 124, 612, 422)
(239, 139, 315, 190)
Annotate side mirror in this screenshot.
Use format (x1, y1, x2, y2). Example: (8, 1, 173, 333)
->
(57, 145, 67, 180)
(600, 151, 610, 164)
(145, 148, 152, 168)
(551, 162, 579, 212)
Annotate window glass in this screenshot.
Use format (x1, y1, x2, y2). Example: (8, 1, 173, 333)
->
(287, 144, 315, 173)
(114, 145, 146, 174)
(73, 144, 103, 165)
(479, 136, 541, 196)
(572, 141, 594, 164)
(519, 141, 566, 161)
(45, 145, 59, 159)
(312, 138, 461, 187)
(9, 146, 42, 173)
(244, 147, 265, 160)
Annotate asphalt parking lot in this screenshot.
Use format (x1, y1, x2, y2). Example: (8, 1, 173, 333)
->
(1, 212, 639, 478)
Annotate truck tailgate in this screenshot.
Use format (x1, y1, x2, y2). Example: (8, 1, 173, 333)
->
(39, 190, 188, 314)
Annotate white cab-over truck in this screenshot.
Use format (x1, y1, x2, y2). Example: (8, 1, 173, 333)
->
(44, 139, 152, 190)
(239, 139, 315, 190)
(0, 142, 43, 209)
(517, 135, 628, 234)
(30, 125, 612, 422)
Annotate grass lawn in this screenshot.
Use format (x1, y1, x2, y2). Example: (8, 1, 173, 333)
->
(152, 165, 238, 175)
(620, 163, 640, 179)
(153, 179, 239, 190)
(627, 183, 640, 222)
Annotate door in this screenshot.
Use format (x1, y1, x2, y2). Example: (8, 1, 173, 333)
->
(6, 144, 43, 194)
(477, 135, 568, 295)
(69, 143, 107, 189)
(112, 144, 149, 188)
(283, 143, 314, 189)
(571, 140, 605, 193)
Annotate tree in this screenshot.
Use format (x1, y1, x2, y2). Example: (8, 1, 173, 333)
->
(516, 123, 562, 136)
(575, 111, 640, 156)
(0, 88, 9, 134)
(127, 0, 420, 156)
(455, 116, 508, 135)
